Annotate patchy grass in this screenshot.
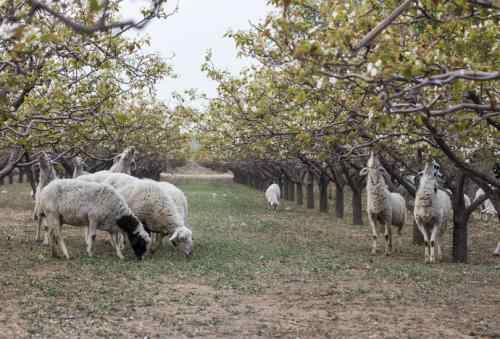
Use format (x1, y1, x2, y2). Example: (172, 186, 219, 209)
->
(0, 182, 499, 338)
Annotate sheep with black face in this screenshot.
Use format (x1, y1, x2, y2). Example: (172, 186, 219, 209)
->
(36, 179, 151, 260)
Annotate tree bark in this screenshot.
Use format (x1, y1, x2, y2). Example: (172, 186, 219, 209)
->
(335, 181, 344, 219)
(319, 175, 328, 213)
(452, 210, 468, 263)
(352, 188, 363, 225)
(288, 180, 295, 201)
(296, 182, 303, 205)
(306, 174, 315, 209)
(283, 178, 290, 200)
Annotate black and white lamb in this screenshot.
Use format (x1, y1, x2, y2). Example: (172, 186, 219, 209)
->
(414, 162, 452, 263)
(36, 179, 151, 260)
(360, 153, 406, 255)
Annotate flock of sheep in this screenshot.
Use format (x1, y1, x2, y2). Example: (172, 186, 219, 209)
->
(33, 147, 193, 260)
(265, 152, 500, 263)
(25, 146, 500, 263)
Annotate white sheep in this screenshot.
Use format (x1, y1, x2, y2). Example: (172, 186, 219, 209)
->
(36, 179, 151, 260)
(414, 162, 452, 264)
(158, 181, 189, 226)
(72, 156, 89, 178)
(360, 153, 406, 255)
(116, 179, 193, 257)
(33, 152, 58, 244)
(474, 188, 497, 221)
(265, 183, 280, 210)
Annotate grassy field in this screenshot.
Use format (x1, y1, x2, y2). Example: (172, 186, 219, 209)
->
(0, 182, 499, 338)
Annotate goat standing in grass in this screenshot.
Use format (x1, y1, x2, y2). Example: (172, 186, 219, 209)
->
(414, 162, 452, 264)
(360, 153, 406, 255)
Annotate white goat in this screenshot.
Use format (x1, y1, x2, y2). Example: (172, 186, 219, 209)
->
(265, 183, 280, 210)
(360, 153, 406, 255)
(36, 179, 151, 260)
(414, 162, 452, 263)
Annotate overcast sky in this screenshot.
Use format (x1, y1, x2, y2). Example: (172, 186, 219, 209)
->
(123, 1, 273, 108)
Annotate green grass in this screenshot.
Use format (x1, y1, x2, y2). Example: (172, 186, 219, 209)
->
(0, 182, 499, 338)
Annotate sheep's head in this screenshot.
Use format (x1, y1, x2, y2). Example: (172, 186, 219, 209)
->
(38, 152, 57, 184)
(360, 152, 384, 186)
(169, 226, 193, 257)
(116, 214, 152, 260)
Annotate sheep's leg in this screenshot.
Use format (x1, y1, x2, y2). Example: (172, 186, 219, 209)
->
(384, 223, 392, 256)
(50, 216, 69, 259)
(35, 216, 42, 242)
(368, 214, 378, 255)
(493, 242, 500, 256)
(86, 222, 97, 257)
(394, 226, 403, 253)
(415, 221, 430, 263)
(151, 232, 165, 253)
(429, 226, 440, 264)
(436, 239, 443, 262)
(110, 233, 125, 260)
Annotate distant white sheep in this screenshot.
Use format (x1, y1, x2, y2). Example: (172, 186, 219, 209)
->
(265, 183, 280, 210)
(360, 153, 406, 255)
(414, 162, 452, 263)
(36, 179, 151, 260)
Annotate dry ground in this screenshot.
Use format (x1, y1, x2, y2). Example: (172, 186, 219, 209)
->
(0, 182, 499, 339)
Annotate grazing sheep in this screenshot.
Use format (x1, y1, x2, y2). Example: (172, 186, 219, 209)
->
(36, 179, 151, 260)
(116, 180, 193, 257)
(33, 152, 58, 243)
(414, 162, 452, 264)
(360, 153, 406, 255)
(158, 181, 189, 226)
(474, 188, 497, 221)
(72, 156, 89, 178)
(109, 147, 136, 174)
(265, 183, 280, 210)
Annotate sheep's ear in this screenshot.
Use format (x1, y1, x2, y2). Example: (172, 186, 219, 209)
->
(169, 230, 179, 242)
(360, 168, 368, 176)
